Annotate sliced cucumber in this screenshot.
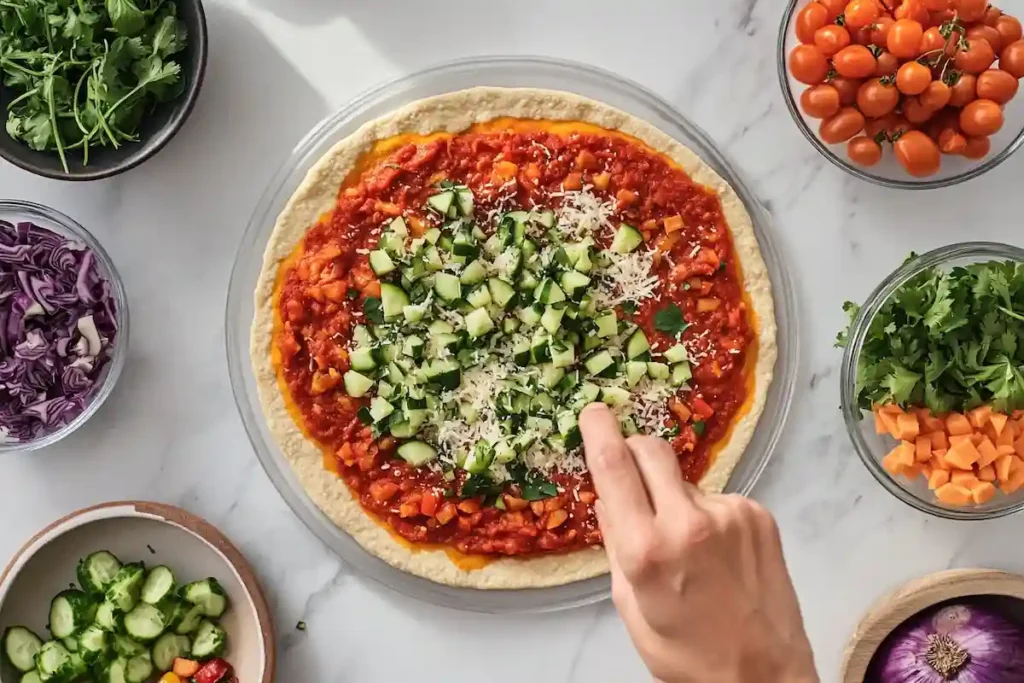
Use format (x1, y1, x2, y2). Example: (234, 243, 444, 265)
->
(426, 190, 455, 215)
(124, 652, 153, 683)
(610, 223, 644, 254)
(349, 347, 377, 372)
(49, 589, 96, 638)
(173, 605, 204, 636)
(95, 601, 124, 633)
(113, 634, 146, 658)
(123, 603, 166, 642)
(182, 579, 229, 618)
(35, 641, 73, 679)
(20, 671, 42, 683)
(77, 624, 109, 662)
(189, 620, 226, 660)
(105, 657, 129, 683)
(343, 370, 374, 398)
(3, 626, 42, 672)
(397, 441, 438, 466)
(151, 632, 191, 672)
(105, 563, 145, 613)
(77, 551, 122, 595)
(433, 273, 461, 303)
(380, 283, 410, 320)
(140, 566, 175, 605)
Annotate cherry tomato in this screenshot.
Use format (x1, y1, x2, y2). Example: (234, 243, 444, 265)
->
(953, 0, 988, 23)
(959, 98, 1005, 135)
(800, 84, 843, 118)
(871, 16, 897, 45)
(866, 113, 912, 138)
(922, 0, 951, 9)
(930, 9, 957, 27)
(984, 6, 1004, 26)
(1000, 40, 1024, 78)
(830, 76, 864, 104)
(874, 50, 901, 76)
(924, 107, 961, 138)
(954, 37, 996, 74)
(894, 130, 942, 175)
(968, 25, 1004, 54)
(815, 24, 852, 56)
(919, 26, 947, 54)
(789, 44, 830, 84)
(896, 0, 930, 23)
(834, 45, 878, 77)
(819, 0, 849, 19)
(845, 0, 881, 28)
(949, 73, 978, 106)
(896, 61, 933, 94)
(963, 135, 992, 158)
(919, 80, 952, 108)
(820, 106, 867, 143)
(903, 95, 936, 123)
(976, 68, 1020, 103)
(889, 19, 925, 58)
(848, 136, 884, 164)
(857, 78, 901, 116)
(938, 127, 968, 154)
(995, 16, 1024, 49)
(851, 25, 875, 45)
(796, 2, 830, 44)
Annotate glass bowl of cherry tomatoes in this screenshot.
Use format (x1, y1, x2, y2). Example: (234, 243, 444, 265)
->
(779, 0, 1024, 189)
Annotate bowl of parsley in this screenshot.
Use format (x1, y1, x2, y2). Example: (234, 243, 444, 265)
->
(0, 0, 208, 181)
(839, 242, 1024, 520)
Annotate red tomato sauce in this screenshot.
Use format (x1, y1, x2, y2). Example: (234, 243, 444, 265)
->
(273, 122, 755, 558)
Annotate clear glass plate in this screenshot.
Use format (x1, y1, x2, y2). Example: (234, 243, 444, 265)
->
(225, 56, 799, 612)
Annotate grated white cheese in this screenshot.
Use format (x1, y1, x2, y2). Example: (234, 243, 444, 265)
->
(550, 187, 616, 240)
(593, 249, 661, 308)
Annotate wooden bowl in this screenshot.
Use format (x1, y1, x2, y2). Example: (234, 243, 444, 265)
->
(0, 501, 274, 682)
(841, 568, 1024, 682)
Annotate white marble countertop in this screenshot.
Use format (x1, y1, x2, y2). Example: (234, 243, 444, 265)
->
(3, 0, 1024, 680)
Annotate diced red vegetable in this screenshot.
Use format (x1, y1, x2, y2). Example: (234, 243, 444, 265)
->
(191, 659, 232, 683)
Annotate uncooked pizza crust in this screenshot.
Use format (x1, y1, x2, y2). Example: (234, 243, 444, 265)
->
(251, 87, 778, 589)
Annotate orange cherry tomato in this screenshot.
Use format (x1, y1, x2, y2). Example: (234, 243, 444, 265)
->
(874, 50, 901, 76)
(895, 0, 930, 23)
(967, 25, 1004, 54)
(866, 113, 912, 138)
(851, 25, 875, 45)
(938, 128, 968, 154)
(929, 9, 957, 27)
(963, 135, 992, 158)
(903, 95, 936, 123)
(789, 44, 831, 84)
(949, 73, 978, 106)
(848, 136, 884, 165)
(871, 16, 897, 45)
(995, 16, 1024, 49)
(819, 0, 849, 19)
(796, 2, 830, 44)
(959, 98, 1005, 136)
(815, 24, 852, 56)
(984, 6, 1004, 26)
(894, 130, 942, 175)
(856, 78, 901, 116)
(820, 106, 867, 143)
(976, 68, 1020, 104)
(830, 76, 864, 105)
(845, 0, 881, 28)
(896, 61, 933, 94)
(1000, 40, 1024, 78)
(919, 80, 952, 108)
(924, 107, 961, 138)
(889, 19, 925, 58)
(954, 37, 996, 74)
(800, 84, 843, 118)
(922, 0, 950, 9)
(919, 26, 947, 54)
(953, 0, 988, 23)
(834, 45, 878, 77)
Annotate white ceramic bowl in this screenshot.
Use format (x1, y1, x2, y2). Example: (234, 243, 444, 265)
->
(0, 502, 274, 682)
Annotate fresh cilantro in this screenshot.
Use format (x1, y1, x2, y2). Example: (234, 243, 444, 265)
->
(507, 462, 559, 501)
(692, 420, 706, 437)
(0, 0, 189, 171)
(839, 259, 1024, 413)
(654, 303, 688, 336)
(621, 301, 639, 316)
(460, 473, 501, 498)
(346, 287, 359, 300)
(363, 297, 384, 323)
(356, 407, 373, 425)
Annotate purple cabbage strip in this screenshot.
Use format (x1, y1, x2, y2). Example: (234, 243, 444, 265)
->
(0, 219, 118, 443)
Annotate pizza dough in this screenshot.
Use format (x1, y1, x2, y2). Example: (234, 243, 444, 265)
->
(251, 87, 778, 589)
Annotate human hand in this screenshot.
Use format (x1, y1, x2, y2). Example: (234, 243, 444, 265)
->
(579, 403, 818, 683)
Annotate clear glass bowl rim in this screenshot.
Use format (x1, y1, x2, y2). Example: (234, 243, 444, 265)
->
(225, 55, 800, 612)
(840, 242, 1024, 519)
(0, 200, 130, 453)
(776, 0, 1024, 191)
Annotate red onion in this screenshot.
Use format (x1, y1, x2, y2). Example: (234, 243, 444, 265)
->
(875, 603, 1024, 682)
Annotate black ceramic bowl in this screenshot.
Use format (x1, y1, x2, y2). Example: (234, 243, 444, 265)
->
(0, 0, 208, 181)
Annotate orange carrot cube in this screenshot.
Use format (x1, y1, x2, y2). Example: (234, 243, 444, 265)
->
(977, 464, 997, 482)
(977, 438, 1001, 469)
(915, 435, 932, 463)
(945, 439, 982, 469)
(996, 455, 1016, 483)
(951, 470, 980, 489)
(990, 412, 1009, 436)
(997, 424, 1015, 448)
(949, 434, 973, 447)
(882, 451, 905, 476)
(947, 413, 974, 436)
(935, 483, 973, 505)
(969, 405, 993, 429)
(928, 469, 951, 490)
(896, 413, 921, 441)
(970, 481, 997, 504)
(931, 452, 951, 471)
(930, 431, 950, 450)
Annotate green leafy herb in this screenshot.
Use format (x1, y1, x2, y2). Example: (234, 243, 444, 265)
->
(692, 420, 706, 437)
(460, 473, 501, 498)
(363, 296, 384, 323)
(654, 303, 688, 336)
(838, 259, 1024, 413)
(507, 462, 559, 501)
(621, 301, 639, 316)
(0, 0, 189, 171)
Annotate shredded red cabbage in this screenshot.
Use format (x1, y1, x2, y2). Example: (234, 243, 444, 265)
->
(0, 219, 118, 443)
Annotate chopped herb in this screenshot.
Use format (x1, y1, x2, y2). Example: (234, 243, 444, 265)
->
(692, 420, 706, 437)
(621, 301, 639, 316)
(346, 288, 360, 300)
(363, 297, 384, 323)
(508, 462, 559, 501)
(356, 407, 373, 425)
(296, 621, 307, 631)
(654, 303, 689, 336)
(460, 473, 502, 498)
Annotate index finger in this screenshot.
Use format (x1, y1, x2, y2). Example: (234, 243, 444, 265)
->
(579, 403, 653, 530)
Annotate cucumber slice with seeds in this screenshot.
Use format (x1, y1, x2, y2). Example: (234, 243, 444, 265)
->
(611, 223, 644, 253)
(123, 603, 167, 642)
(189, 620, 226, 660)
(77, 551, 122, 595)
(151, 632, 191, 672)
(49, 590, 96, 638)
(140, 566, 175, 605)
(182, 579, 229, 618)
(3, 627, 42, 672)
(105, 563, 145, 613)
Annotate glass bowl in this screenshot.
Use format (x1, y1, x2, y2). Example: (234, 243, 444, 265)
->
(841, 242, 1024, 520)
(0, 200, 129, 452)
(778, 0, 1024, 190)
(226, 56, 799, 611)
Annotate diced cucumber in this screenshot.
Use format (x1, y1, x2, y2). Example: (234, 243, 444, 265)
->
(518, 304, 543, 327)
(20, 671, 42, 683)
(349, 347, 377, 372)
(427, 190, 455, 215)
(113, 634, 146, 658)
(595, 312, 618, 338)
(123, 603, 166, 642)
(502, 317, 520, 334)
(343, 370, 373, 398)
(402, 303, 427, 324)
(380, 283, 410, 320)
(578, 383, 601, 404)
(611, 223, 644, 254)
(541, 364, 566, 390)
(49, 590, 96, 638)
(182, 579, 228, 618)
(378, 232, 405, 257)
(36, 641, 75, 680)
(388, 216, 409, 237)
(105, 657, 129, 683)
(433, 273, 462, 302)
(488, 278, 517, 309)
(77, 551, 122, 596)
(369, 250, 396, 276)
(402, 335, 425, 359)
(95, 601, 123, 633)
(463, 442, 495, 474)
(424, 227, 441, 244)
(3, 627, 42, 672)
(664, 344, 689, 363)
(466, 285, 492, 308)
(626, 330, 650, 359)
(465, 308, 494, 338)
(369, 397, 395, 423)
(151, 633, 191, 672)
(557, 411, 578, 436)
(672, 362, 692, 386)
(575, 249, 593, 273)
(456, 188, 474, 217)
(551, 343, 575, 369)
(430, 333, 460, 356)
(428, 319, 454, 335)
(425, 360, 461, 389)
(139, 566, 175, 606)
(560, 271, 591, 297)
(512, 340, 532, 366)
(647, 362, 670, 380)
(397, 441, 438, 466)
(541, 306, 564, 334)
(601, 387, 631, 406)
(534, 279, 566, 304)
(584, 351, 614, 376)
(625, 361, 648, 387)
(460, 259, 487, 285)
(105, 563, 145, 613)
(536, 210, 556, 229)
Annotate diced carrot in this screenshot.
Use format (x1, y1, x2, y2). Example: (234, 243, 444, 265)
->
(976, 438, 1001, 469)
(996, 423, 1015, 448)
(971, 433, 986, 446)
(922, 416, 946, 433)
(663, 215, 684, 233)
(896, 413, 920, 441)
(969, 405, 993, 429)
(874, 409, 889, 435)
(921, 463, 933, 479)
(978, 464, 997, 482)
(984, 423, 1000, 445)
(935, 483, 973, 505)
(930, 431, 950, 450)
(896, 441, 916, 467)
(878, 410, 901, 438)
(495, 160, 519, 180)
(1001, 468, 1024, 494)
(996, 455, 1016, 482)
(946, 413, 974, 436)
(882, 450, 905, 476)
(945, 439, 982, 469)
(928, 469, 951, 490)
(1014, 433, 1024, 457)
(880, 403, 904, 414)
(915, 435, 932, 462)
(998, 445, 1017, 456)
(949, 434, 972, 447)
(951, 470, 980, 489)
(930, 453, 950, 471)
(970, 481, 997, 504)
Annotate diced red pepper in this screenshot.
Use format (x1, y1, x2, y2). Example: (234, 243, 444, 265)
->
(192, 659, 232, 683)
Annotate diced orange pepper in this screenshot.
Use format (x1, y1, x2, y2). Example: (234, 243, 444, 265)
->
(930, 431, 950, 451)
(977, 464, 997, 482)
(592, 172, 611, 190)
(494, 161, 519, 180)
(971, 481, 997, 504)
(969, 405, 993, 428)
(976, 438, 1001, 468)
(663, 215, 685, 233)
(697, 298, 721, 313)
(562, 171, 583, 190)
(946, 413, 974, 435)
(895, 413, 921, 441)
(945, 439, 982, 469)
(928, 469, 951, 490)
(935, 483, 973, 505)
(616, 188, 638, 206)
(951, 470, 980, 489)
(915, 435, 932, 462)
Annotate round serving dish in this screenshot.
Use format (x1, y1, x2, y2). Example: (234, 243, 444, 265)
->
(777, 0, 1024, 190)
(0, 200, 129, 453)
(0, 501, 274, 682)
(225, 56, 799, 612)
(841, 242, 1024, 520)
